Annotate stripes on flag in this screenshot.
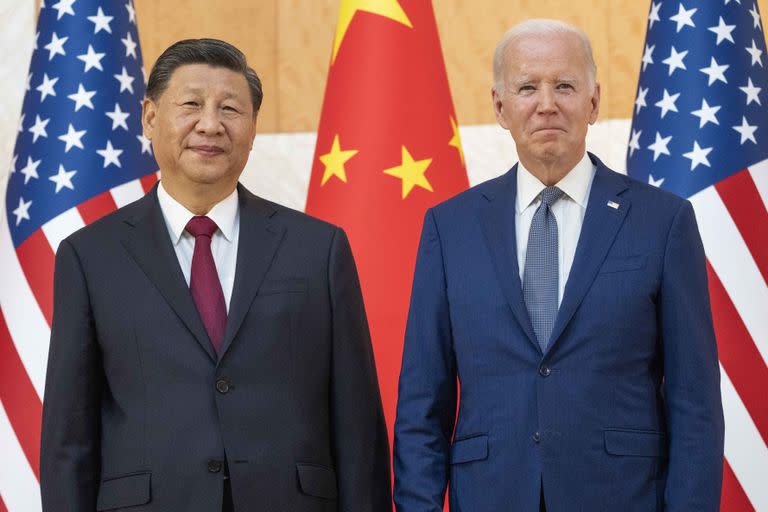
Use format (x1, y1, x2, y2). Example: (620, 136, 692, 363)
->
(0, 172, 157, 509)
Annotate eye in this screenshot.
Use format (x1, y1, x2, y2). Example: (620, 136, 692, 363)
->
(519, 85, 535, 93)
(557, 83, 574, 90)
(182, 101, 199, 107)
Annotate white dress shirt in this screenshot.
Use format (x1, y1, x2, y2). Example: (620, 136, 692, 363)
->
(515, 153, 596, 305)
(157, 182, 240, 312)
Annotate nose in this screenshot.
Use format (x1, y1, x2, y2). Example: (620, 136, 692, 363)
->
(536, 85, 558, 114)
(195, 105, 224, 135)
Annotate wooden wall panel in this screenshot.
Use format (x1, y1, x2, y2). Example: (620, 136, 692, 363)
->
(133, 0, 768, 133)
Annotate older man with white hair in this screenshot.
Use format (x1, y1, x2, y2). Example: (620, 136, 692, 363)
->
(393, 19, 724, 512)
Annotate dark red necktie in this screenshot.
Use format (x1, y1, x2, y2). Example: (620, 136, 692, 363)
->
(185, 216, 227, 355)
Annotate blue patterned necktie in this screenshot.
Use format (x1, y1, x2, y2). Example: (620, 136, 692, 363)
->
(523, 186, 565, 351)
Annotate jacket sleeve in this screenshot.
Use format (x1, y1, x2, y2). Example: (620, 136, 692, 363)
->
(393, 209, 457, 512)
(660, 200, 725, 511)
(40, 238, 102, 511)
(327, 227, 392, 512)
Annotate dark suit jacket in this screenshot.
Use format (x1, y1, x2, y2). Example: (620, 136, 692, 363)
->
(40, 183, 391, 511)
(393, 154, 724, 511)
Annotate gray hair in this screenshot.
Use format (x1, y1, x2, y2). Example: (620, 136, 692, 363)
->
(492, 19, 597, 93)
(146, 38, 263, 115)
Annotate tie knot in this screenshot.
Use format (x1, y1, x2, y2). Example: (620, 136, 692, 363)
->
(540, 186, 564, 207)
(186, 216, 218, 239)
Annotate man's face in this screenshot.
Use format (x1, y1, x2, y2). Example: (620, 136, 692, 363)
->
(142, 64, 256, 194)
(492, 31, 600, 168)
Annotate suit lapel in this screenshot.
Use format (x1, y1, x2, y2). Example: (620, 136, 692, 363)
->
(479, 167, 541, 352)
(545, 155, 631, 355)
(218, 185, 286, 359)
(121, 185, 217, 362)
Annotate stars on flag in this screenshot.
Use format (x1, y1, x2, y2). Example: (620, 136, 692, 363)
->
(106, 103, 130, 131)
(28, 115, 50, 142)
(708, 16, 736, 45)
(19, 156, 41, 185)
(87, 7, 114, 34)
(655, 89, 680, 118)
(662, 46, 687, 75)
(732, 116, 758, 144)
(319, 134, 359, 186)
(691, 98, 721, 127)
(669, 4, 697, 32)
(121, 32, 138, 59)
(7, 0, 157, 247)
(67, 84, 97, 111)
(449, 116, 465, 166)
(44, 32, 68, 61)
(628, 0, 768, 199)
(12, 197, 32, 226)
(332, 0, 412, 62)
(114, 66, 135, 93)
(77, 45, 106, 72)
(58, 123, 86, 152)
(699, 57, 729, 85)
(36, 73, 58, 102)
(383, 146, 433, 199)
(648, 132, 673, 161)
(49, 164, 77, 193)
(97, 140, 124, 168)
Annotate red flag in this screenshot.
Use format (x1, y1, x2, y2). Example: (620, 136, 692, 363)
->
(305, 0, 469, 453)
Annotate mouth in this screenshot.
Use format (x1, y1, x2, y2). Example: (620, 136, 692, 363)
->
(533, 127, 565, 134)
(188, 145, 225, 156)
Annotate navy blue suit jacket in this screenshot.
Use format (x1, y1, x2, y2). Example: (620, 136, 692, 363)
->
(393, 154, 724, 511)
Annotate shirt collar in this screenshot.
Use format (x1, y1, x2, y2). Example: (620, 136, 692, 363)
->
(157, 181, 239, 245)
(515, 152, 595, 213)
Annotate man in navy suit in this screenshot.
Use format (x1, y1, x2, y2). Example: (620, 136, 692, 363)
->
(40, 39, 391, 512)
(393, 19, 724, 512)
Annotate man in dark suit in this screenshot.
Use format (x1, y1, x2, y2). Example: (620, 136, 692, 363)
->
(393, 19, 724, 512)
(40, 38, 391, 512)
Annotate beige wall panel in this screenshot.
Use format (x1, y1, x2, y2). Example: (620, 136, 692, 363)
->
(134, 0, 279, 131)
(132, 0, 768, 133)
(276, 1, 337, 132)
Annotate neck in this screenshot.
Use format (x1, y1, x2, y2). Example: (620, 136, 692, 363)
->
(161, 179, 236, 215)
(519, 151, 585, 186)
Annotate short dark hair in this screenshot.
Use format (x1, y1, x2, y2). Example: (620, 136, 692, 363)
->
(146, 38, 263, 114)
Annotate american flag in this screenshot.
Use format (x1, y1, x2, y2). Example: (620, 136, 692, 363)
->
(627, 2, 768, 510)
(0, 1, 157, 510)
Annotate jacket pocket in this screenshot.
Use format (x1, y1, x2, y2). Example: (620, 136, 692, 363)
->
(450, 434, 489, 464)
(296, 463, 337, 500)
(599, 256, 646, 274)
(258, 278, 308, 295)
(604, 429, 667, 457)
(96, 471, 151, 510)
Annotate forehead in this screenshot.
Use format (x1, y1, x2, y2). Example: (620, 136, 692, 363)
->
(165, 63, 250, 95)
(503, 32, 589, 79)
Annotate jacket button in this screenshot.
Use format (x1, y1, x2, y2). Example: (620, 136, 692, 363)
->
(207, 459, 222, 473)
(532, 432, 541, 443)
(539, 365, 551, 377)
(216, 378, 230, 394)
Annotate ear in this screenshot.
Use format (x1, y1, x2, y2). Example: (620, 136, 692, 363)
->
(248, 114, 258, 150)
(141, 98, 158, 140)
(588, 82, 601, 125)
(491, 86, 509, 130)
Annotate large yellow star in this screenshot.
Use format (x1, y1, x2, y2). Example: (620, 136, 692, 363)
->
(319, 134, 359, 186)
(383, 146, 433, 199)
(332, 0, 412, 62)
(448, 116, 465, 167)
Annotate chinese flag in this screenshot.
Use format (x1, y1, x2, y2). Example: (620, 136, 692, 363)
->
(305, 0, 469, 455)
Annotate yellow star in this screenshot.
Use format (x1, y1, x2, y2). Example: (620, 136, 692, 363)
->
(448, 116, 465, 167)
(332, 0, 412, 62)
(383, 146, 433, 199)
(319, 134, 359, 186)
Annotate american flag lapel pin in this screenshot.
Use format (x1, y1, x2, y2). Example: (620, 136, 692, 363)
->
(607, 200, 620, 210)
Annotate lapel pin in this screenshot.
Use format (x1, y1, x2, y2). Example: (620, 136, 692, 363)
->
(607, 200, 620, 210)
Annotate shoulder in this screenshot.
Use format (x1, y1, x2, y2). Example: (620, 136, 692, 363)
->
(431, 169, 513, 219)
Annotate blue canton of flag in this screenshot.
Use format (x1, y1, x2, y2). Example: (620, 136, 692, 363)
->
(627, 0, 768, 197)
(6, 0, 157, 248)
(627, 2, 768, 510)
